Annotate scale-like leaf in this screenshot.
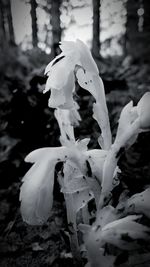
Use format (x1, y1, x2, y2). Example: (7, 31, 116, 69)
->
(44, 56, 75, 92)
(137, 92, 150, 129)
(94, 206, 117, 229)
(20, 160, 55, 225)
(54, 109, 75, 146)
(76, 69, 112, 150)
(101, 215, 150, 250)
(126, 188, 150, 219)
(79, 224, 115, 267)
(85, 149, 107, 183)
(115, 101, 138, 146)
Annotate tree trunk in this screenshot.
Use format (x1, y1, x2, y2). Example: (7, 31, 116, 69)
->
(30, 0, 38, 48)
(50, 0, 62, 58)
(142, 0, 150, 61)
(92, 0, 100, 58)
(125, 0, 140, 59)
(5, 0, 15, 45)
(0, 0, 6, 49)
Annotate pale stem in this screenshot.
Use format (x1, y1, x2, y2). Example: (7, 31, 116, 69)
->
(99, 119, 140, 209)
(93, 76, 112, 150)
(64, 193, 83, 266)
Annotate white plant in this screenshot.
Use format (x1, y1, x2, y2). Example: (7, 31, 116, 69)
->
(20, 40, 150, 267)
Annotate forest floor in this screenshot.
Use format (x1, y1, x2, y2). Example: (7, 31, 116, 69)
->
(0, 47, 150, 266)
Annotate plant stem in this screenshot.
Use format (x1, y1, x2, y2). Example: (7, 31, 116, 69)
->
(64, 193, 83, 266)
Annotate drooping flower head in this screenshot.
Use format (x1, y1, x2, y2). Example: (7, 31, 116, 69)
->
(44, 39, 112, 150)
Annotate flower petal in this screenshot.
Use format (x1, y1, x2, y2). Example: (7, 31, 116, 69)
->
(44, 53, 65, 76)
(48, 88, 66, 108)
(76, 68, 96, 96)
(45, 57, 75, 92)
(76, 39, 99, 74)
(59, 41, 79, 58)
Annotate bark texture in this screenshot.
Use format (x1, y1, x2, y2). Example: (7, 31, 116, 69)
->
(5, 0, 15, 45)
(30, 0, 38, 47)
(50, 0, 62, 58)
(92, 0, 100, 57)
(0, 0, 6, 49)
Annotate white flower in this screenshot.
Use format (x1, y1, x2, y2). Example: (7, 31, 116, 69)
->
(20, 142, 108, 225)
(44, 39, 112, 149)
(48, 71, 75, 109)
(20, 146, 87, 225)
(44, 39, 98, 109)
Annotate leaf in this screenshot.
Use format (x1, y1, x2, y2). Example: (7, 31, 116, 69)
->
(126, 188, 150, 219)
(62, 161, 93, 212)
(82, 215, 150, 256)
(115, 101, 137, 143)
(94, 206, 117, 229)
(76, 68, 112, 150)
(20, 145, 89, 225)
(61, 161, 88, 194)
(62, 177, 89, 194)
(25, 147, 69, 163)
(101, 215, 150, 250)
(99, 149, 119, 208)
(76, 138, 90, 152)
(92, 76, 112, 150)
(137, 92, 150, 129)
(85, 149, 107, 183)
(99, 101, 142, 208)
(54, 109, 75, 146)
(25, 147, 86, 173)
(79, 224, 115, 267)
(20, 160, 56, 225)
(66, 188, 94, 213)
(68, 102, 81, 126)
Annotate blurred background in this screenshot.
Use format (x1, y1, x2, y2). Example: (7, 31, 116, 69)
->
(0, 0, 150, 266)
